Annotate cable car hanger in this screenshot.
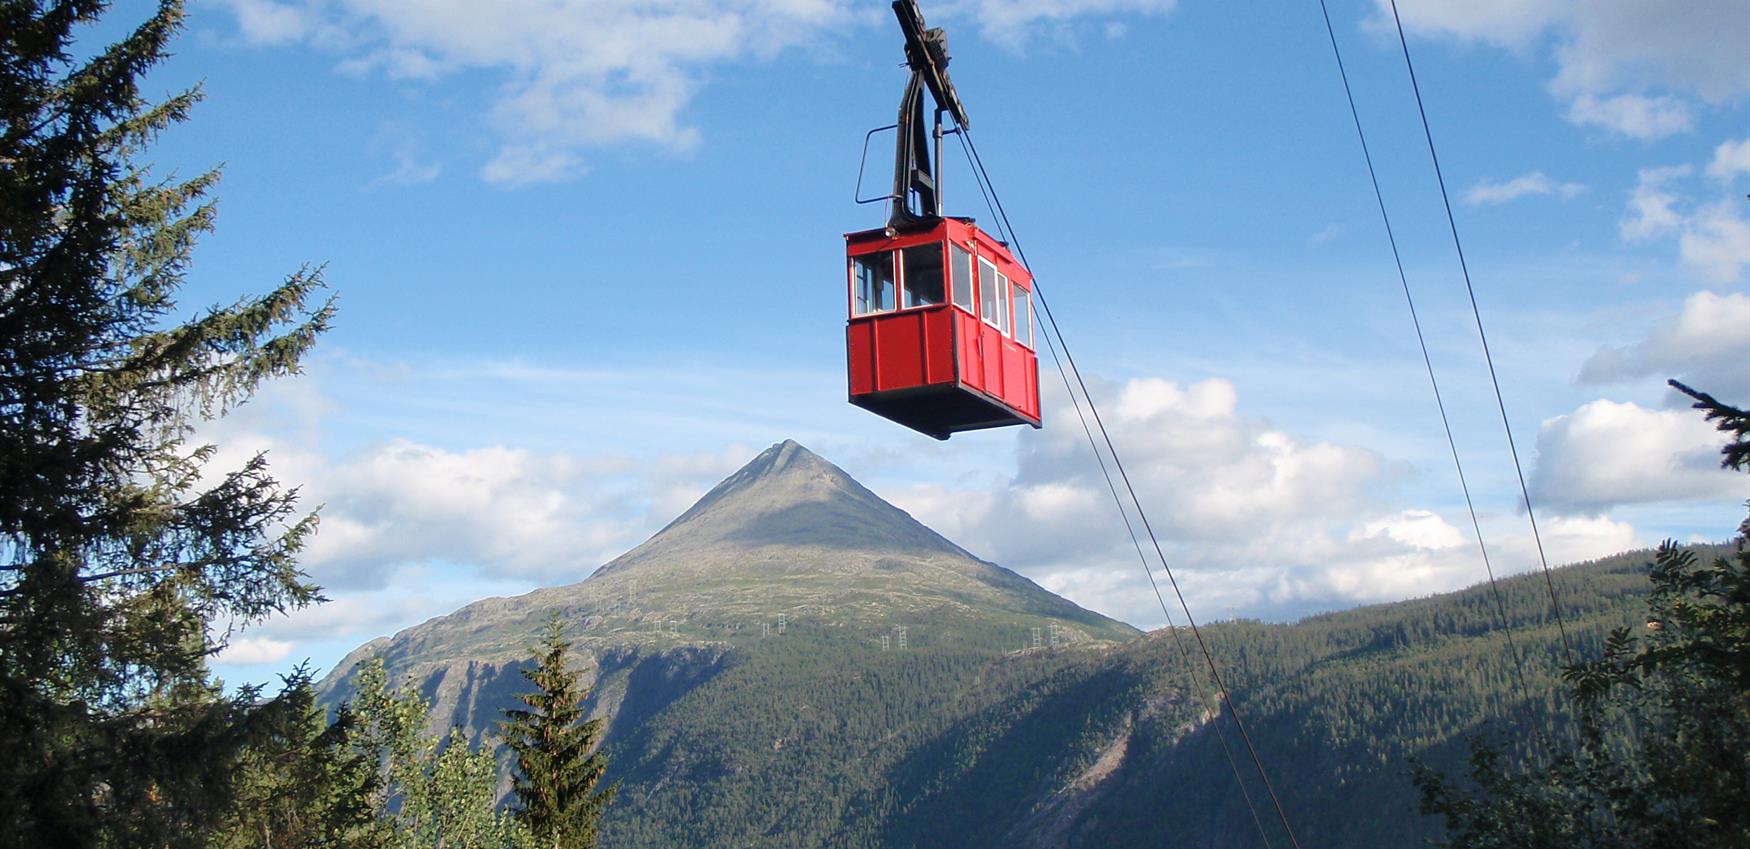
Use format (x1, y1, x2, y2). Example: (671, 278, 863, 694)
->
(857, 0, 971, 230)
(889, 0, 968, 227)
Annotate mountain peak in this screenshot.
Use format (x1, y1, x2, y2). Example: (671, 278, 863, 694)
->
(661, 441, 846, 530)
(595, 440, 968, 576)
(717, 439, 833, 489)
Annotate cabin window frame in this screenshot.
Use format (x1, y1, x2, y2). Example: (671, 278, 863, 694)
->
(995, 270, 1011, 337)
(1011, 281, 1033, 348)
(850, 250, 897, 317)
(978, 256, 1001, 329)
(950, 243, 975, 313)
(899, 242, 947, 310)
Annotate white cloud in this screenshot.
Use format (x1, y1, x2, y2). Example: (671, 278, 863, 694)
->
(1308, 223, 1342, 245)
(1620, 158, 1750, 283)
(366, 129, 442, 189)
(197, 383, 753, 592)
(292, 438, 754, 587)
(217, 637, 296, 666)
(481, 145, 585, 186)
(1464, 171, 1587, 205)
(886, 376, 1482, 623)
(1360, 509, 1464, 550)
(982, 499, 1641, 628)
(1579, 290, 1750, 400)
(1620, 165, 1690, 241)
(1565, 92, 1693, 140)
(1707, 137, 1750, 182)
(1545, 0, 1750, 103)
(1529, 398, 1743, 513)
(1014, 377, 1391, 543)
(1538, 514, 1639, 564)
(1381, 0, 1750, 140)
(969, 0, 1177, 45)
(219, 0, 311, 45)
(220, 0, 1173, 184)
(218, 0, 853, 184)
(1678, 200, 1750, 284)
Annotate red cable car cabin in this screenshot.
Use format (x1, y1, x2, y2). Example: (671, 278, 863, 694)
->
(845, 216, 1041, 440)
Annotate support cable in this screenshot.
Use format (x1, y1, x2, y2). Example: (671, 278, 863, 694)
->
(1385, 0, 1573, 662)
(1312, 0, 1538, 707)
(951, 129, 1010, 246)
(958, 129, 1303, 849)
(954, 125, 1276, 849)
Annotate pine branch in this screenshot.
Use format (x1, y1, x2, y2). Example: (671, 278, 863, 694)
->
(1670, 379, 1750, 472)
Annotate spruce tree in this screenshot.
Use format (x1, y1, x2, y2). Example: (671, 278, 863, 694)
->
(0, 2, 332, 845)
(500, 617, 616, 849)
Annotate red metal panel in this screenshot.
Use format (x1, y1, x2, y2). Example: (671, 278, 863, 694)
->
(1001, 338, 1028, 412)
(955, 310, 982, 394)
(981, 324, 1003, 396)
(874, 310, 925, 391)
(848, 307, 959, 397)
(924, 307, 953, 385)
(1022, 354, 1040, 418)
(847, 321, 875, 396)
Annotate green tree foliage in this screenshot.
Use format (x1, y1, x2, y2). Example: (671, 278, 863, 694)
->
(211, 669, 385, 849)
(1415, 385, 1750, 849)
(1672, 379, 1750, 472)
(500, 617, 615, 849)
(0, 1, 332, 845)
(348, 660, 530, 849)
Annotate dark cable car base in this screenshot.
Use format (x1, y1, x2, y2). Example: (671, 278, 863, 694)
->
(850, 380, 1040, 441)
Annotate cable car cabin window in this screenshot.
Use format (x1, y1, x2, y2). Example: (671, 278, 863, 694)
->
(901, 244, 945, 308)
(852, 251, 895, 315)
(951, 244, 974, 311)
(1012, 282, 1032, 347)
(996, 271, 1011, 336)
(978, 257, 999, 327)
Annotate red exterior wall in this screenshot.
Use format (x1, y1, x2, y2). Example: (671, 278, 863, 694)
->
(847, 305, 955, 394)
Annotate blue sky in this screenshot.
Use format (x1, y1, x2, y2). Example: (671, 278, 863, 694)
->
(124, 0, 1750, 685)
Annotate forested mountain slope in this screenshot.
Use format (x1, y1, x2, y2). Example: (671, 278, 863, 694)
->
(598, 545, 1672, 848)
(320, 440, 1694, 847)
(903, 546, 1677, 848)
